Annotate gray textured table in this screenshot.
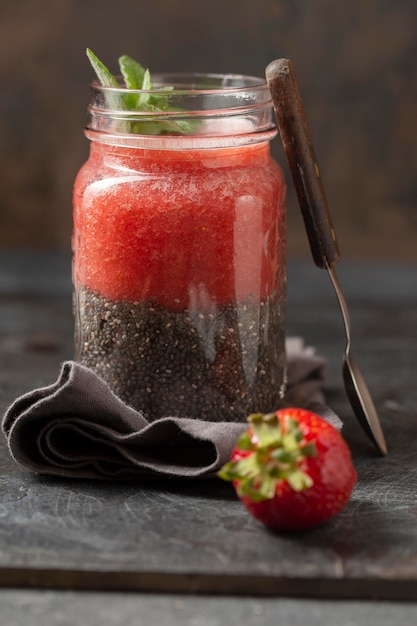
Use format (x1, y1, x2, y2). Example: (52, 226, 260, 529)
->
(1, 252, 416, 624)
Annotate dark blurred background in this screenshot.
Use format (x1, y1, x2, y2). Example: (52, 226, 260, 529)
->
(1, 0, 416, 260)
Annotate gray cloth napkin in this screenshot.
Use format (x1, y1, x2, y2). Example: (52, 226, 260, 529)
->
(2, 337, 341, 480)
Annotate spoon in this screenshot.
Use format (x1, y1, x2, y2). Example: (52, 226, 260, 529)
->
(266, 58, 387, 456)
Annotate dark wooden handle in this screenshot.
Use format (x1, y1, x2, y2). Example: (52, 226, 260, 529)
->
(266, 58, 340, 269)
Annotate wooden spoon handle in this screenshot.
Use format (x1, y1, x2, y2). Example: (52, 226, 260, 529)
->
(266, 58, 340, 269)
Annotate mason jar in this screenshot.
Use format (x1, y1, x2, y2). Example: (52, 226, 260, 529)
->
(72, 73, 287, 422)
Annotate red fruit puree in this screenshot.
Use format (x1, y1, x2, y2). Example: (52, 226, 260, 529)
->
(73, 141, 286, 310)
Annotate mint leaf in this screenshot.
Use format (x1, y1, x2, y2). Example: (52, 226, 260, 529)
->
(171, 119, 198, 134)
(119, 55, 146, 89)
(86, 48, 124, 114)
(86, 48, 119, 88)
(119, 55, 146, 109)
(138, 69, 153, 107)
(87, 48, 200, 136)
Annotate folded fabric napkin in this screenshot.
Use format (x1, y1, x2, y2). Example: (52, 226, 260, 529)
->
(2, 337, 341, 480)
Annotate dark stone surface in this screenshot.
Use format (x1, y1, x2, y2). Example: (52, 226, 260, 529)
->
(1, 254, 417, 610)
(1, 591, 416, 626)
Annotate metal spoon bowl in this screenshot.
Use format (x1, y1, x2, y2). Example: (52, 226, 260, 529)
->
(328, 265, 387, 454)
(266, 58, 387, 455)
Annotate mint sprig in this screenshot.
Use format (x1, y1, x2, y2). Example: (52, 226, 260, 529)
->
(86, 48, 198, 135)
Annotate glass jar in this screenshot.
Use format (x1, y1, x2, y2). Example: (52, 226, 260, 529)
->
(72, 73, 287, 422)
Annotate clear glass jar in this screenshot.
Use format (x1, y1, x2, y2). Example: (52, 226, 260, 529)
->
(72, 73, 287, 422)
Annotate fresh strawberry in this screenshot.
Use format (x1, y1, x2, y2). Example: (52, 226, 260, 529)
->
(218, 408, 357, 531)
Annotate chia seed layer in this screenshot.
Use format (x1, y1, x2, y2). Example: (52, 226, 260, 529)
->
(74, 288, 286, 422)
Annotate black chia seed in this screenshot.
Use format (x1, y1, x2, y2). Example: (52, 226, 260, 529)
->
(74, 287, 286, 422)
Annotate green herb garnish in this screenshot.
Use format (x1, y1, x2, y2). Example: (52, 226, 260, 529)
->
(86, 48, 198, 135)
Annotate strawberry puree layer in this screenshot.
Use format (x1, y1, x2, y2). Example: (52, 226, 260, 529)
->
(73, 142, 286, 309)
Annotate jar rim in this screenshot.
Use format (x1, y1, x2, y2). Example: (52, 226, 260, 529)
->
(91, 72, 270, 94)
(86, 72, 276, 145)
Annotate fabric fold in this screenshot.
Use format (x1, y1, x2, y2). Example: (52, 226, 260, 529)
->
(2, 338, 342, 479)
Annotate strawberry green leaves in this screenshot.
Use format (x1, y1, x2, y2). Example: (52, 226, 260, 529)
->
(218, 412, 316, 501)
(86, 49, 198, 135)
